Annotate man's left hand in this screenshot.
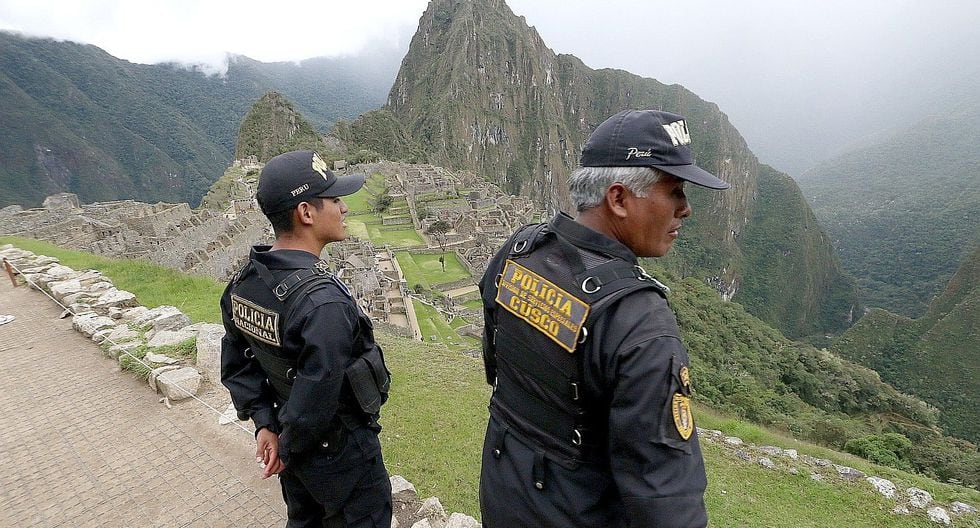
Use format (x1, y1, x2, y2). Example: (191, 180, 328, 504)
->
(256, 427, 285, 479)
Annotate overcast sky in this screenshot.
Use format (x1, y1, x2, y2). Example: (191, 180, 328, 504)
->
(3, 0, 978, 174)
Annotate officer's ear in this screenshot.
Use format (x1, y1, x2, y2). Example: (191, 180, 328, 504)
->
(604, 183, 630, 219)
(295, 202, 316, 226)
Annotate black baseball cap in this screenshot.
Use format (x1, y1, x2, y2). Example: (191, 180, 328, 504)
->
(256, 150, 366, 215)
(580, 110, 730, 190)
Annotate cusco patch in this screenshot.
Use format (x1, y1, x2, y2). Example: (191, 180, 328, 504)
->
(672, 393, 694, 440)
(495, 259, 589, 353)
(231, 295, 281, 347)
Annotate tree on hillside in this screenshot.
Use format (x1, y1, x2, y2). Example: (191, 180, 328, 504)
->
(372, 185, 393, 213)
(427, 220, 452, 251)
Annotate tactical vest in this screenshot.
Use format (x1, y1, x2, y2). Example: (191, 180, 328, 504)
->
(230, 257, 390, 421)
(483, 223, 669, 468)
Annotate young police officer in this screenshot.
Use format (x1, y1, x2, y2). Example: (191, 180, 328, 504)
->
(221, 150, 392, 527)
(479, 110, 729, 527)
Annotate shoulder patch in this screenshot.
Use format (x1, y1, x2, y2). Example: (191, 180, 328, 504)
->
(494, 259, 589, 353)
(231, 294, 281, 346)
(672, 393, 694, 440)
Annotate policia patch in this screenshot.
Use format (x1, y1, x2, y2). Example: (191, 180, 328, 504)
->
(495, 259, 590, 353)
(231, 294, 281, 347)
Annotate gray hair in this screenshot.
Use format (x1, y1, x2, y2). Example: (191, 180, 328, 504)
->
(568, 166, 665, 211)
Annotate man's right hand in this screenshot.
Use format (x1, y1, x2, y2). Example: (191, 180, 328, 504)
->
(256, 427, 285, 479)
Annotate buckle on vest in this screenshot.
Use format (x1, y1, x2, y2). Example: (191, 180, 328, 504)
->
(572, 429, 583, 446)
(273, 283, 289, 299)
(513, 239, 529, 253)
(244, 348, 255, 359)
(581, 276, 600, 294)
(285, 367, 296, 381)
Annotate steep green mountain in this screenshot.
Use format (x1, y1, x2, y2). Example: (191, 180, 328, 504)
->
(832, 245, 980, 443)
(0, 32, 396, 208)
(797, 105, 980, 317)
(342, 0, 857, 338)
(235, 91, 332, 162)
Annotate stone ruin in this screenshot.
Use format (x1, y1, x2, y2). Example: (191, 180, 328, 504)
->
(0, 158, 552, 340)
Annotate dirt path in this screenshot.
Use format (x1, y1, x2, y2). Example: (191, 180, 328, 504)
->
(0, 279, 286, 527)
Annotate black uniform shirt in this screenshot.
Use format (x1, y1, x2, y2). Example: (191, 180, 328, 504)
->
(220, 246, 379, 465)
(481, 213, 708, 528)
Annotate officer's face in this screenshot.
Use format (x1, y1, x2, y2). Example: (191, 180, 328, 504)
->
(317, 196, 350, 243)
(621, 174, 691, 257)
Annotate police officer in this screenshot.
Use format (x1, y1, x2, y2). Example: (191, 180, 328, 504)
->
(220, 150, 392, 527)
(479, 110, 730, 527)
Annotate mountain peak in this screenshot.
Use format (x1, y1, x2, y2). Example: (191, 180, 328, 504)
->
(351, 0, 859, 338)
(234, 91, 329, 162)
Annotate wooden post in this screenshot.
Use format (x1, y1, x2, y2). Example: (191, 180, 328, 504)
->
(3, 258, 18, 287)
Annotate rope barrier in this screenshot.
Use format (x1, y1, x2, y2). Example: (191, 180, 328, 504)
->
(3, 256, 255, 438)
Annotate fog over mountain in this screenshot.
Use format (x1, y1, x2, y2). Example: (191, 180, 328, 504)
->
(504, 0, 980, 176)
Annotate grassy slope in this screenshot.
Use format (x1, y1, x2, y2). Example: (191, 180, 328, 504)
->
(4, 237, 978, 525)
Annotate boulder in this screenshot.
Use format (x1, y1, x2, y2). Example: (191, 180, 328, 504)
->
(43, 264, 76, 283)
(194, 323, 225, 381)
(927, 507, 951, 525)
(391, 475, 418, 504)
(723, 436, 743, 446)
(155, 367, 202, 401)
(148, 365, 183, 391)
(950, 502, 977, 515)
(92, 289, 138, 311)
(758, 458, 776, 469)
(834, 465, 864, 481)
(144, 352, 179, 365)
(73, 312, 116, 337)
(907, 487, 933, 509)
(147, 328, 197, 348)
(106, 324, 140, 344)
(74, 270, 106, 287)
(120, 306, 150, 323)
(417, 497, 447, 524)
(50, 279, 85, 301)
(758, 445, 783, 456)
(445, 513, 480, 528)
(133, 305, 190, 333)
(866, 476, 896, 499)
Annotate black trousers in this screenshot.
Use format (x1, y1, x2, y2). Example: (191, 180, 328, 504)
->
(279, 430, 392, 528)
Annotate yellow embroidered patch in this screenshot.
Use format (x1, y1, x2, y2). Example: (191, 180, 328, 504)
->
(672, 393, 694, 440)
(231, 294, 281, 347)
(495, 259, 590, 353)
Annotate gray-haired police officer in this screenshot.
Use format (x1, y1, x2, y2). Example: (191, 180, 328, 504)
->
(479, 110, 730, 527)
(221, 150, 392, 528)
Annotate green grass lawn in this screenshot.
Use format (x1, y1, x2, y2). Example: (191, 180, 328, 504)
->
(411, 300, 479, 349)
(462, 299, 483, 312)
(343, 172, 387, 213)
(396, 251, 470, 288)
(379, 335, 490, 516)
